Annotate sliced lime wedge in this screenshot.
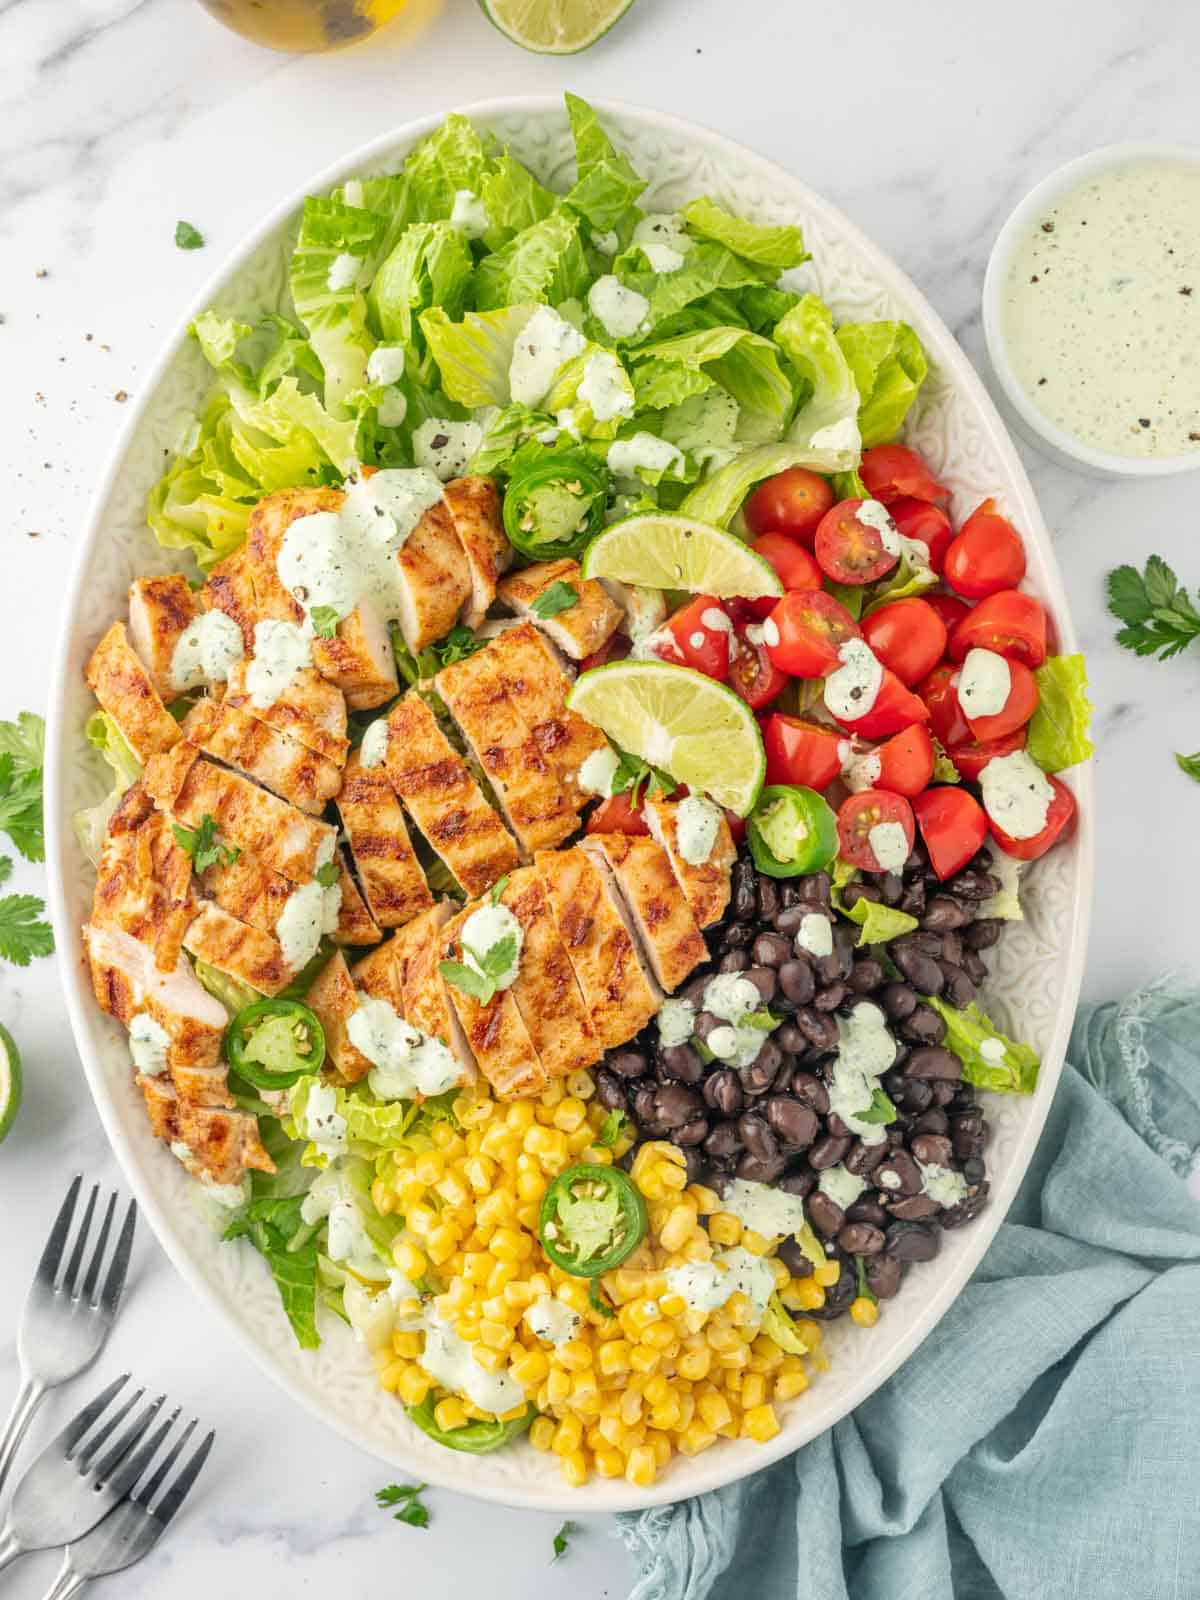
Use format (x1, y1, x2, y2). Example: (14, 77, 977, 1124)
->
(0, 1023, 23, 1144)
(477, 0, 635, 52)
(582, 514, 784, 600)
(568, 661, 766, 815)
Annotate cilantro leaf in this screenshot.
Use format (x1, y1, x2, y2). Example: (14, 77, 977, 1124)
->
(314, 861, 340, 888)
(0, 755, 46, 862)
(552, 1520, 578, 1561)
(175, 220, 205, 250)
(0, 713, 45, 776)
(1107, 556, 1200, 660)
(597, 1108, 628, 1148)
(1176, 751, 1200, 783)
(375, 1482, 430, 1529)
(855, 1086, 896, 1125)
(0, 894, 55, 966)
(437, 960, 496, 1004)
(530, 581, 579, 620)
(172, 813, 239, 873)
(609, 746, 675, 808)
(430, 626, 484, 669)
(0, 856, 11, 885)
(309, 605, 340, 640)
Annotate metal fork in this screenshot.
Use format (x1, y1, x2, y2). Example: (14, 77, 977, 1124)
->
(0, 1176, 138, 1497)
(39, 1418, 214, 1600)
(0, 1374, 177, 1575)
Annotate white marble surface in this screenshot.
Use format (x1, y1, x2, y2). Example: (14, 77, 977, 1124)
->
(2, 0, 1199, 1593)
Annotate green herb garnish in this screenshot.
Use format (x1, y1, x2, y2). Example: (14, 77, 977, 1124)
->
(309, 605, 340, 639)
(314, 861, 340, 888)
(175, 220, 205, 250)
(530, 580, 580, 620)
(375, 1482, 430, 1529)
(438, 933, 518, 1005)
(1107, 555, 1200, 660)
(1176, 751, 1200, 784)
(552, 1520, 577, 1560)
(172, 812, 239, 873)
(0, 860, 54, 967)
(596, 1108, 628, 1148)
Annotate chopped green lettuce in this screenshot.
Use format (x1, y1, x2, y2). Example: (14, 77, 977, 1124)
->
(978, 849, 1024, 921)
(407, 1395, 537, 1453)
(841, 897, 919, 947)
(1027, 654, 1095, 772)
(863, 547, 939, 610)
(563, 91, 647, 233)
(74, 711, 141, 866)
(224, 1188, 321, 1348)
(683, 196, 809, 272)
(835, 320, 928, 448)
(419, 304, 539, 406)
(680, 439, 855, 528)
(775, 294, 861, 454)
(481, 151, 557, 244)
(760, 1294, 810, 1355)
(289, 195, 385, 410)
(474, 210, 590, 312)
(367, 221, 474, 361)
(923, 998, 1040, 1095)
(633, 326, 794, 442)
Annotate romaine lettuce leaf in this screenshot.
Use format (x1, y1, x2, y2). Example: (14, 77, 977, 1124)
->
(979, 848, 1024, 921)
(288, 1075, 429, 1166)
(474, 208, 590, 311)
(657, 387, 741, 464)
(289, 195, 386, 411)
(469, 403, 556, 474)
(367, 221, 474, 360)
(394, 112, 496, 228)
(563, 92, 647, 233)
(679, 439, 856, 528)
(480, 151, 557, 244)
(222, 376, 359, 492)
(761, 1294, 814, 1355)
(420, 304, 539, 406)
(224, 1190, 320, 1348)
(73, 711, 142, 866)
(923, 997, 1040, 1095)
(543, 344, 636, 438)
(682, 196, 809, 272)
(775, 294, 862, 456)
(630, 359, 713, 412)
(1026, 654, 1095, 772)
(835, 320, 928, 448)
(406, 1395, 537, 1453)
(841, 897, 919, 947)
(863, 547, 939, 610)
(632, 325, 795, 441)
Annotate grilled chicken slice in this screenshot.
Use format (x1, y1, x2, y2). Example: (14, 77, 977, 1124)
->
(305, 951, 375, 1084)
(499, 868, 600, 1080)
(383, 694, 518, 900)
(223, 661, 349, 768)
(84, 622, 181, 763)
(199, 849, 293, 936)
(90, 785, 195, 974)
(436, 646, 578, 857)
(386, 904, 476, 1089)
(203, 546, 263, 654)
(483, 623, 607, 810)
(498, 559, 622, 662)
(137, 1074, 274, 1185)
(312, 607, 399, 712)
(534, 847, 661, 1050)
(439, 905, 544, 1100)
(180, 698, 342, 815)
(443, 477, 511, 629)
(332, 852, 383, 947)
(643, 796, 735, 930)
(394, 498, 472, 653)
(580, 834, 707, 993)
(127, 575, 200, 701)
(182, 901, 291, 996)
(144, 745, 337, 885)
(336, 748, 434, 929)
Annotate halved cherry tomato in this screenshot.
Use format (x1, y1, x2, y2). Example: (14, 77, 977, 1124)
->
(586, 793, 650, 837)
(660, 595, 730, 680)
(963, 657, 1038, 742)
(723, 808, 747, 845)
(580, 633, 631, 672)
(887, 496, 955, 574)
(912, 787, 988, 880)
(944, 500, 1027, 600)
(762, 715, 844, 790)
(860, 444, 947, 506)
(833, 668, 930, 740)
(918, 663, 971, 749)
(947, 727, 1026, 783)
(729, 621, 789, 710)
(861, 598, 947, 687)
(744, 467, 834, 545)
(924, 592, 971, 633)
(873, 723, 935, 796)
(987, 774, 1076, 861)
(814, 498, 900, 586)
(836, 790, 915, 872)
(744, 532, 823, 618)
(765, 589, 861, 678)
(948, 589, 1048, 669)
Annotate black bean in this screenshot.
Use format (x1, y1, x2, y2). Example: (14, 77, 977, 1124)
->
(703, 1122, 743, 1160)
(887, 1194, 941, 1221)
(962, 1156, 987, 1185)
(778, 960, 816, 1005)
(961, 948, 988, 985)
(909, 1132, 954, 1167)
(842, 881, 882, 909)
(940, 1183, 989, 1229)
(846, 1198, 887, 1227)
(849, 958, 885, 994)
(774, 904, 809, 937)
(875, 1150, 921, 1195)
(899, 1005, 947, 1045)
(939, 930, 964, 967)
(946, 869, 1001, 900)
(793, 1008, 839, 1052)
(702, 1069, 743, 1117)
(807, 1134, 851, 1170)
(825, 1113, 852, 1139)
(741, 965, 778, 1004)
(777, 1168, 816, 1198)
(608, 1047, 649, 1079)
(922, 895, 971, 932)
(892, 944, 945, 994)
(673, 1116, 709, 1147)
(736, 1152, 787, 1184)
(790, 1071, 830, 1115)
(681, 975, 712, 1008)
(866, 1253, 902, 1299)
(594, 1068, 629, 1112)
(904, 841, 929, 873)
(931, 1080, 958, 1106)
(845, 1138, 888, 1176)
(884, 1220, 940, 1261)
(813, 980, 849, 1013)
(681, 1146, 705, 1184)
(881, 982, 918, 1022)
(950, 1110, 985, 1161)
(654, 1084, 705, 1126)
(732, 857, 757, 920)
(878, 871, 905, 906)
(807, 1191, 845, 1238)
(897, 930, 946, 955)
(657, 1043, 704, 1083)
(798, 870, 832, 908)
(940, 963, 976, 1009)
(964, 917, 1002, 951)
(912, 1108, 949, 1137)
(838, 1221, 885, 1255)
(809, 1251, 856, 1318)
(898, 878, 927, 917)
(632, 1085, 659, 1122)
(717, 949, 750, 974)
(776, 1237, 814, 1277)
(894, 1077, 933, 1114)
(738, 1113, 779, 1162)
(815, 933, 853, 984)
(756, 876, 780, 922)
(752, 931, 792, 968)
(743, 1052, 782, 1096)
(765, 1097, 818, 1148)
(775, 1022, 807, 1054)
(905, 1046, 962, 1082)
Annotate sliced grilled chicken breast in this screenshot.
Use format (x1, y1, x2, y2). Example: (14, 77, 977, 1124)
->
(642, 796, 735, 929)
(137, 1074, 274, 1184)
(535, 846, 661, 1049)
(332, 852, 383, 947)
(180, 698, 342, 815)
(199, 849, 293, 936)
(443, 477, 511, 628)
(143, 745, 337, 884)
(91, 785, 195, 974)
(436, 646, 578, 857)
(311, 605, 399, 712)
(499, 868, 600, 1080)
(84, 622, 181, 762)
(439, 906, 545, 1100)
(580, 834, 707, 993)
(484, 623, 607, 810)
(203, 546, 263, 653)
(336, 747, 435, 929)
(127, 575, 200, 700)
(223, 661, 349, 767)
(383, 694, 518, 899)
(305, 951, 375, 1084)
(384, 903, 476, 1088)
(394, 498, 472, 653)
(182, 901, 291, 995)
(498, 559, 623, 662)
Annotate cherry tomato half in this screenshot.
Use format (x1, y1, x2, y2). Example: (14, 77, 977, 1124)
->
(887, 497, 955, 574)
(745, 467, 835, 545)
(963, 657, 1038, 742)
(923, 592, 971, 633)
(836, 790, 916, 873)
(948, 589, 1048, 669)
(917, 663, 971, 749)
(947, 727, 1026, 784)
(586, 793, 650, 837)
(766, 589, 861, 678)
(814, 498, 900, 586)
(944, 499, 1027, 600)
(729, 621, 789, 711)
(860, 444, 947, 506)
(861, 598, 948, 687)
(912, 787, 988, 880)
(987, 774, 1076, 861)
(580, 633, 631, 672)
(763, 715, 844, 791)
(661, 595, 730, 680)
(744, 532, 823, 618)
(833, 668, 930, 740)
(873, 723, 935, 797)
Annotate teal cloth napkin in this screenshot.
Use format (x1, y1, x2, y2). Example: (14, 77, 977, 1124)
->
(618, 980, 1200, 1600)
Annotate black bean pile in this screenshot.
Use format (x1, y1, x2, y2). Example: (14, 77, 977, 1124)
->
(594, 840, 1006, 1321)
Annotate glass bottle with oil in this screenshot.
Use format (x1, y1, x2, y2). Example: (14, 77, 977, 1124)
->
(197, 0, 410, 52)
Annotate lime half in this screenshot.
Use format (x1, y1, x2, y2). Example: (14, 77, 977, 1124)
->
(582, 514, 784, 601)
(568, 661, 766, 814)
(0, 1023, 22, 1144)
(477, 0, 635, 52)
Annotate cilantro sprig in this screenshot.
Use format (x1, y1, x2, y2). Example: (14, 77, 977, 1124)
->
(438, 932, 519, 1005)
(530, 581, 579, 621)
(375, 1481, 430, 1529)
(596, 1108, 628, 1148)
(315, 861, 340, 888)
(1176, 751, 1200, 784)
(0, 861, 54, 967)
(309, 605, 340, 640)
(172, 813, 240, 873)
(552, 1521, 577, 1560)
(1107, 556, 1200, 660)
(174, 220, 205, 250)
(610, 746, 675, 809)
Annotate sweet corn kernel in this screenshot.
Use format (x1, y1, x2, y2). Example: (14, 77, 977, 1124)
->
(642, 1320, 676, 1351)
(659, 1205, 697, 1254)
(371, 1178, 395, 1214)
(435, 1172, 470, 1209)
(560, 1449, 589, 1488)
(541, 1080, 565, 1108)
(392, 1240, 427, 1280)
(530, 1416, 556, 1452)
(546, 1368, 572, 1405)
(740, 1373, 767, 1411)
(743, 1403, 781, 1442)
(396, 1367, 431, 1406)
(659, 1292, 687, 1318)
(709, 1213, 743, 1247)
(625, 1445, 657, 1487)
(511, 1348, 550, 1388)
(698, 1392, 733, 1431)
(566, 1125, 596, 1155)
(430, 1122, 459, 1150)
(397, 1178, 427, 1211)
(620, 1388, 644, 1426)
(434, 1396, 468, 1432)
(678, 1345, 712, 1383)
(472, 1345, 506, 1373)
(506, 1101, 536, 1131)
(624, 1298, 662, 1335)
(552, 1414, 584, 1455)
(629, 1343, 660, 1375)
(426, 1224, 460, 1266)
(739, 1228, 771, 1257)
(479, 1320, 515, 1352)
(463, 1154, 497, 1194)
(413, 1151, 445, 1185)
(770, 1257, 791, 1289)
(594, 1445, 624, 1478)
(598, 1340, 632, 1377)
(556, 1279, 591, 1314)
(678, 1420, 718, 1456)
(566, 1069, 595, 1100)
(792, 1279, 826, 1310)
(552, 1097, 588, 1133)
(555, 1339, 593, 1373)
(687, 1183, 721, 1216)
(391, 1331, 422, 1359)
(850, 1297, 879, 1328)
(774, 1368, 809, 1401)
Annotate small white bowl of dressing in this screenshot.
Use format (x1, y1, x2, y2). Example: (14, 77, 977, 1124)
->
(982, 143, 1200, 477)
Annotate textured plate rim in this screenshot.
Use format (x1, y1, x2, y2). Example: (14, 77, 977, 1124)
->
(44, 95, 1094, 1513)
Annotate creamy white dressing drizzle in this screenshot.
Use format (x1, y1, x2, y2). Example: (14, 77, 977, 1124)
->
(522, 1295, 581, 1347)
(347, 995, 460, 1099)
(657, 997, 696, 1048)
(721, 1179, 807, 1240)
(245, 619, 313, 710)
(303, 1082, 347, 1160)
(509, 305, 587, 406)
(827, 1002, 896, 1145)
(824, 638, 883, 722)
(980, 1036, 1007, 1063)
(578, 744, 620, 797)
(412, 418, 484, 481)
(632, 213, 694, 274)
(840, 742, 882, 793)
(276, 877, 341, 972)
(578, 351, 633, 422)
(129, 1012, 170, 1075)
(796, 912, 833, 958)
(918, 1161, 969, 1208)
(587, 275, 650, 340)
(980, 750, 1055, 839)
(674, 795, 721, 865)
(359, 718, 389, 769)
(957, 648, 1012, 719)
(367, 344, 407, 387)
(450, 188, 490, 240)
(169, 609, 244, 693)
(817, 1163, 867, 1209)
(868, 820, 910, 872)
(419, 1314, 525, 1415)
(607, 432, 684, 479)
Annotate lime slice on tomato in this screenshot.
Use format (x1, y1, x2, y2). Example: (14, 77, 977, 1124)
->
(567, 661, 766, 815)
(477, 0, 635, 52)
(582, 514, 783, 601)
(0, 1023, 23, 1145)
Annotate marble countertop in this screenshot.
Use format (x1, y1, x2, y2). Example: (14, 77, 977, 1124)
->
(2, 0, 1198, 1593)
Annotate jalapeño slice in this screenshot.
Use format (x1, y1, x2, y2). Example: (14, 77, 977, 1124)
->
(225, 998, 326, 1090)
(537, 1163, 647, 1278)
